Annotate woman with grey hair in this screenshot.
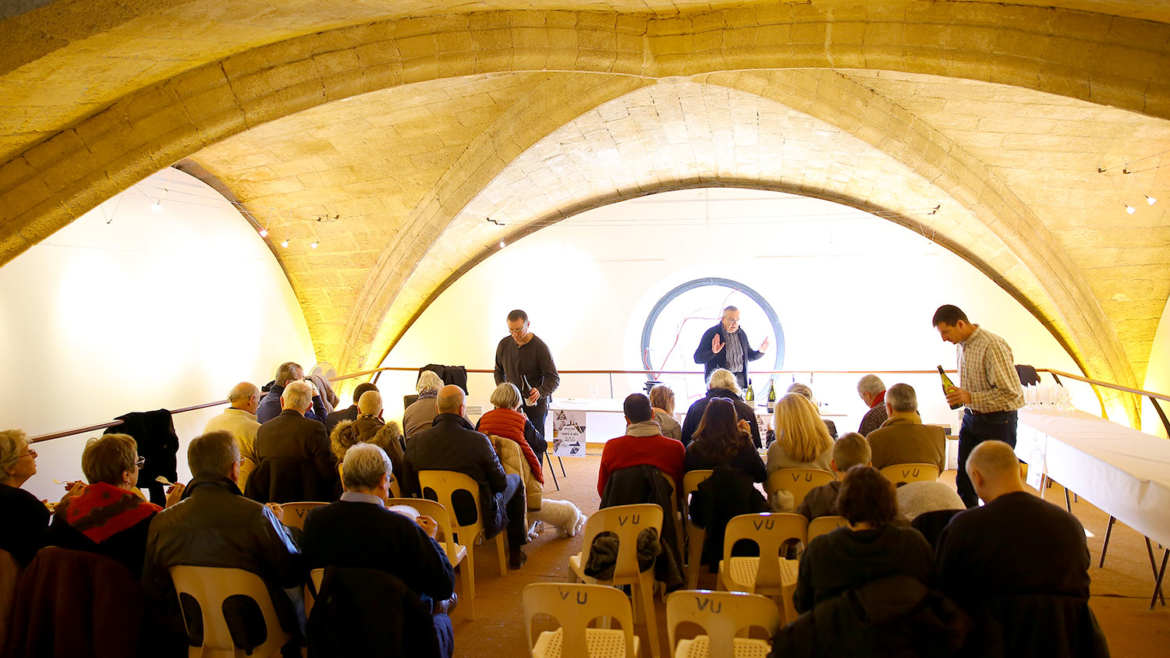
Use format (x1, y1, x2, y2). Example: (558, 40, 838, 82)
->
(403, 370, 445, 438)
(45, 433, 185, 575)
(679, 368, 763, 448)
(786, 382, 838, 439)
(475, 382, 546, 483)
(0, 429, 50, 566)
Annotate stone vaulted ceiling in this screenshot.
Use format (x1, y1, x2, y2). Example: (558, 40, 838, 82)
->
(3, 0, 1170, 425)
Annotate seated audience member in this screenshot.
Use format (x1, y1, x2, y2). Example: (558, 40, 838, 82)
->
(684, 398, 766, 482)
(203, 382, 262, 463)
(0, 429, 49, 567)
(45, 433, 184, 576)
(597, 393, 685, 496)
(856, 374, 888, 436)
(937, 440, 1091, 607)
(324, 382, 379, 436)
(796, 432, 871, 521)
(766, 393, 834, 476)
(404, 385, 529, 569)
(403, 371, 445, 438)
(330, 390, 406, 486)
(649, 385, 683, 442)
(786, 382, 837, 439)
(475, 382, 547, 481)
(257, 361, 328, 424)
(866, 383, 946, 472)
(898, 481, 966, 549)
(250, 380, 337, 503)
(680, 368, 762, 448)
(302, 444, 456, 658)
(143, 431, 304, 654)
(795, 466, 934, 612)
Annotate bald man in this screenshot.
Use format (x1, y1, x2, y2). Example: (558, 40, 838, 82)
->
(936, 441, 1090, 610)
(403, 385, 529, 569)
(203, 382, 261, 463)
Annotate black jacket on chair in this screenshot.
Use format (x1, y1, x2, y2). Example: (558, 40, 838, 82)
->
(958, 594, 1109, 658)
(308, 566, 443, 658)
(599, 465, 685, 591)
(690, 466, 769, 569)
(419, 365, 469, 394)
(252, 409, 336, 503)
(105, 410, 179, 506)
(403, 413, 510, 539)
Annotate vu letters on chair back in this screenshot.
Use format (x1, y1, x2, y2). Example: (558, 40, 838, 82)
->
(105, 410, 179, 506)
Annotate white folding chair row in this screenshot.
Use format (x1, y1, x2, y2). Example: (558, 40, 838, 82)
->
(667, 590, 782, 658)
(717, 513, 807, 624)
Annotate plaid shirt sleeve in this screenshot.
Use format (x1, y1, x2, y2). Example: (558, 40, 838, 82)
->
(962, 329, 1025, 412)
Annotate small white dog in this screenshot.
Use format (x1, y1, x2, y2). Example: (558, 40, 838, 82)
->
(529, 499, 586, 539)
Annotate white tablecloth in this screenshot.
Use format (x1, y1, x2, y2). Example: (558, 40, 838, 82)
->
(1016, 409, 1170, 548)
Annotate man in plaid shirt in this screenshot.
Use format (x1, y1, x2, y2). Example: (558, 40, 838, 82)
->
(933, 305, 1025, 508)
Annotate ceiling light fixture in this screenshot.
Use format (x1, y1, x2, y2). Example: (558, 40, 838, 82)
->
(258, 228, 268, 238)
(310, 241, 318, 249)
(281, 239, 289, 248)
(1125, 204, 1136, 215)
(151, 202, 163, 212)
(499, 240, 506, 248)
(1148, 195, 1158, 206)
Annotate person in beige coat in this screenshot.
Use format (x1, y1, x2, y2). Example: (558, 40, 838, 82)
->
(331, 391, 406, 488)
(203, 382, 261, 464)
(866, 383, 946, 473)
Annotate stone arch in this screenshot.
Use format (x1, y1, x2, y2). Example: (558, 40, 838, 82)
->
(3, 4, 1170, 265)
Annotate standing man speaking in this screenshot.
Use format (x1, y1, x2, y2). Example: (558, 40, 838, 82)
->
(495, 309, 560, 439)
(932, 304, 1025, 509)
(694, 306, 769, 391)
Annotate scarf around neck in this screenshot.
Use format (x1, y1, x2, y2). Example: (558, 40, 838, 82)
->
(62, 481, 161, 544)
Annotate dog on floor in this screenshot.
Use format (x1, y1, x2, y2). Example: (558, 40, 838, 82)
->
(528, 499, 586, 539)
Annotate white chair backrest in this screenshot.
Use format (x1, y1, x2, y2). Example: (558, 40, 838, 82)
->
(879, 463, 940, 486)
(580, 504, 664, 582)
(279, 501, 327, 531)
(385, 497, 462, 563)
(723, 513, 808, 590)
(683, 470, 714, 507)
(765, 469, 836, 507)
(523, 583, 638, 658)
(667, 590, 783, 656)
(807, 515, 848, 543)
(418, 470, 486, 543)
(169, 565, 292, 658)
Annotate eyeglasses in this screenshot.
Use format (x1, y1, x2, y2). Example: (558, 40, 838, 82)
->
(19, 448, 36, 459)
(135, 456, 146, 468)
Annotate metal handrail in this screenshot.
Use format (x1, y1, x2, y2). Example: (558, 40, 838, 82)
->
(27, 365, 1169, 444)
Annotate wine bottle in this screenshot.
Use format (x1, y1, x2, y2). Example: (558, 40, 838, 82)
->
(745, 379, 755, 403)
(766, 379, 777, 414)
(521, 374, 532, 407)
(938, 366, 962, 410)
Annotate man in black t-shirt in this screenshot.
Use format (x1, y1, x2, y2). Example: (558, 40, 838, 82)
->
(493, 309, 559, 440)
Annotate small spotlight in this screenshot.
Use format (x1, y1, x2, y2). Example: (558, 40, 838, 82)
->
(499, 240, 506, 248)
(258, 229, 268, 238)
(1126, 205, 1136, 215)
(1148, 195, 1157, 206)
(151, 202, 163, 213)
(281, 239, 289, 248)
(310, 241, 318, 249)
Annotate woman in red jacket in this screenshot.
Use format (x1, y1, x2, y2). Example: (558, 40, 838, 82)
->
(475, 383, 544, 485)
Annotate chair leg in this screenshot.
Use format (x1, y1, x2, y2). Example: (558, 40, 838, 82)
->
(461, 566, 474, 621)
(496, 534, 509, 576)
(1146, 538, 1166, 606)
(1099, 516, 1116, 568)
(465, 550, 476, 602)
(638, 571, 661, 658)
(686, 528, 704, 589)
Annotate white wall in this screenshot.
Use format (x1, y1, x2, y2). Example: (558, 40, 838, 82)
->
(1142, 295, 1170, 438)
(0, 168, 316, 500)
(379, 188, 1099, 434)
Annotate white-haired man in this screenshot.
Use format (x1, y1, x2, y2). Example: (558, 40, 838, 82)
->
(257, 361, 328, 424)
(694, 305, 769, 391)
(866, 383, 946, 473)
(324, 382, 379, 436)
(302, 444, 456, 657)
(404, 370, 445, 439)
(856, 374, 888, 437)
(250, 381, 336, 503)
(679, 368, 762, 448)
(203, 382, 261, 463)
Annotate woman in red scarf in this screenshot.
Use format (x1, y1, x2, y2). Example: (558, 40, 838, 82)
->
(475, 383, 545, 484)
(46, 433, 184, 575)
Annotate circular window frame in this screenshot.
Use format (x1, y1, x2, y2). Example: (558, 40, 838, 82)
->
(640, 277, 785, 385)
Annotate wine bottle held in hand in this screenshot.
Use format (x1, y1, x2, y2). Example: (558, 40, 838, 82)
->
(938, 366, 962, 410)
(521, 375, 532, 407)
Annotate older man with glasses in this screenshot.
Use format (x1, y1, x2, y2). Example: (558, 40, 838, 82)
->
(694, 305, 770, 391)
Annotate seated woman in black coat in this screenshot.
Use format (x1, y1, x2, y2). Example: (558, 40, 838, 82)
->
(794, 465, 934, 613)
(0, 429, 50, 567)
(683, 398, 766, 483)
(46, 433, 184, 575)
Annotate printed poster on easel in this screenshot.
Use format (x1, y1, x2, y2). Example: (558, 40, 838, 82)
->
(552, 409, 585, 457)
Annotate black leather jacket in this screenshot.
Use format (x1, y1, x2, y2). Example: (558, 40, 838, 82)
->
(142, 476, 304, 640)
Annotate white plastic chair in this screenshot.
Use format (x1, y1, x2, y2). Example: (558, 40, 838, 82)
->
(569, 503, 664, 658)
(523, 583, 640, 658)
(682, 470, 714, 589)
(279, 501, 327, 531)
(807, 515, 847, 543)
(764, 469, 836, 508)
(666, 590, 782, 657)
(717, 513, 808, 624)
(385, 496, 471, 618)
(305, 567, 325, 618)
(879, 463, 940, 486)
(169, 565, 293, 658)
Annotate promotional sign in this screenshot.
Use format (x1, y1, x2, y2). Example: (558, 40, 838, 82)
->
(552, 409, 586, 457)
